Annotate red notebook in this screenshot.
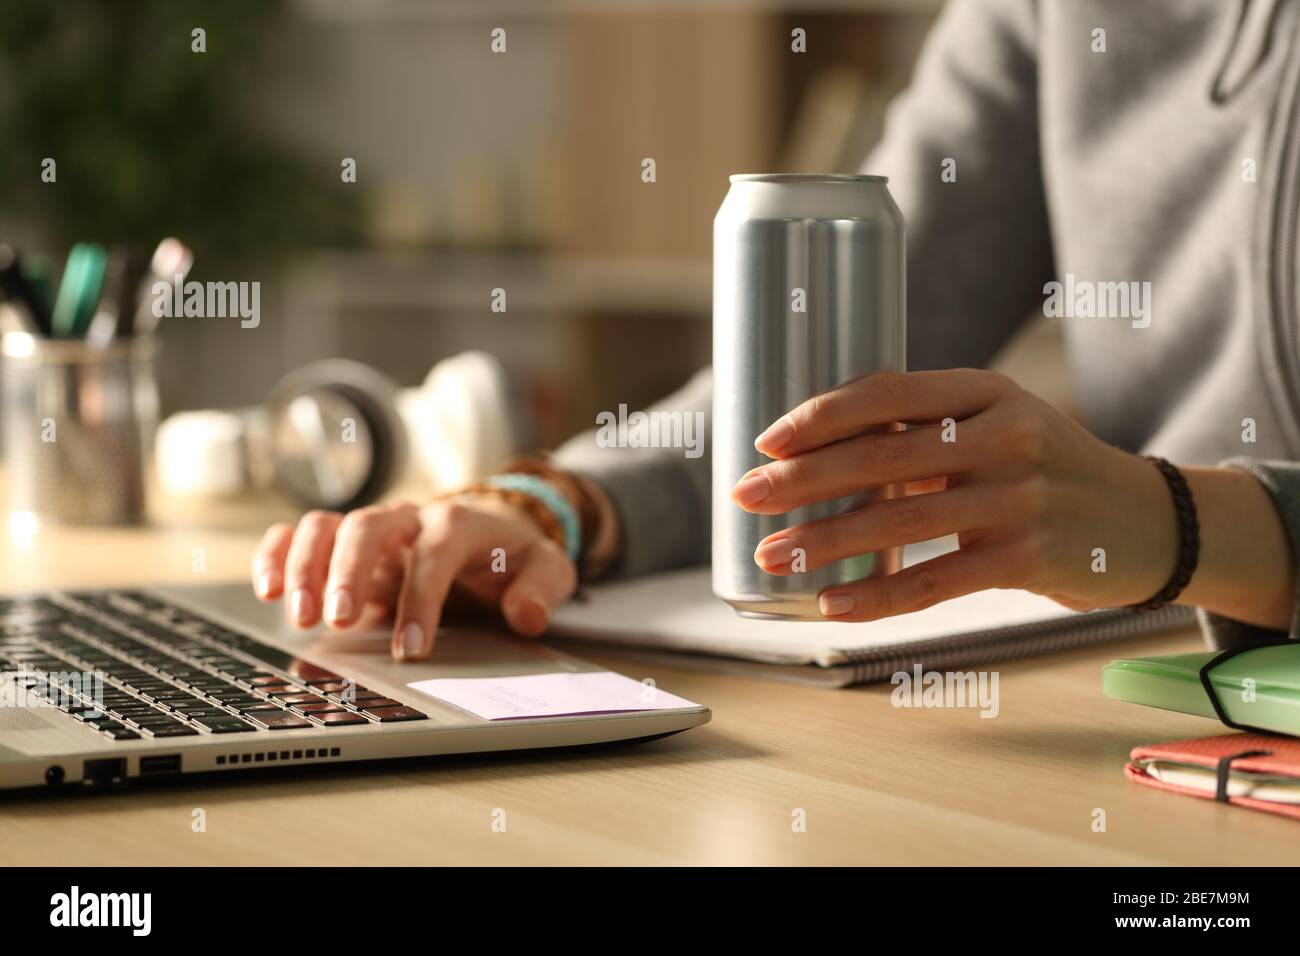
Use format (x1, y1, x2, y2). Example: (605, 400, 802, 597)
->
(1125, 733, 1300, 821)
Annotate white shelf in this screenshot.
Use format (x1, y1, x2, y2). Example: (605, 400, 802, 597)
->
(289, 249, 712, 316)
(293, 0, 943, 23)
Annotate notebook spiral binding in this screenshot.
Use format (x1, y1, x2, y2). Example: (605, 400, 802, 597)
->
(839, 604, 1197, 684)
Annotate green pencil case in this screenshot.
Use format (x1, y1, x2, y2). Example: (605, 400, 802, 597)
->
(1103, 642, 1300, 736)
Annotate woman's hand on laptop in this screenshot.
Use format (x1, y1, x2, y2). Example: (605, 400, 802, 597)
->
(732, 368, 1294, 629)
(251, 496, 577, 661)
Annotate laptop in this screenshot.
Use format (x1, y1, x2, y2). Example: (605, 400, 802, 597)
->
(0, 583, 710, 791)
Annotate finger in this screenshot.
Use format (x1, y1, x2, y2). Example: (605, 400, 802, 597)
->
(816, 541, 1007, 622)
(282, 510, 343, 627)
(252, 523, 295, 601)
(500, 540, 578, 637)
(392, 514, 468, 661)
(754, 369, 1014, 458)
(367, 558, 405, 609)
(904, 476, 948, 496)
(322, 504, 420, 629)
(755, 483, 1003, 575)
(733, 420, 984, 515)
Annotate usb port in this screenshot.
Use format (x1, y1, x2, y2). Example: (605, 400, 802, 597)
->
(139, 754, 182, 776)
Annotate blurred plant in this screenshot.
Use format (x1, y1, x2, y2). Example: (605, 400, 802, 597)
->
(0, 0, 359, 270)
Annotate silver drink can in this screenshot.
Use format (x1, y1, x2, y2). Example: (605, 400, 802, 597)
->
(712, 173, 906, 619)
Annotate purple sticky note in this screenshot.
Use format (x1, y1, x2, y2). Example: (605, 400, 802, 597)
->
(407, 670, 699, 721)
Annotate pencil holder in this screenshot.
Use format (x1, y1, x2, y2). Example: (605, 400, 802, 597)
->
(1, 330, 159, 524)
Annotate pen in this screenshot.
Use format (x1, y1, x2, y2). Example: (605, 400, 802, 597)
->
(85, 250, 131, 349)
(52, 242, 108, 338)
(131, 237, 192, 338)
(0, 243, 50, 335)
(19, 254, 54, 332)
(104, 248, 150, 340)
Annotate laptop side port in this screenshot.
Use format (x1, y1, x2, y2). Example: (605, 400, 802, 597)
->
(82, 757, 127, 786)
(139, 754, 182, 776)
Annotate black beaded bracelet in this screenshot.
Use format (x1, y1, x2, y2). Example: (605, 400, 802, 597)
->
(1127, 456, 1200, 613)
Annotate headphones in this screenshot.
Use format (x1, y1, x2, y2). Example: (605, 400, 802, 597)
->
(156, 351, 529, 510)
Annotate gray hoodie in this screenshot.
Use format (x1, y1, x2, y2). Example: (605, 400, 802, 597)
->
(554, 0, 1300, 650)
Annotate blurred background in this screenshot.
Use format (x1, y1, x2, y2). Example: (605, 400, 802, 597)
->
(0, 0, 1067, 522)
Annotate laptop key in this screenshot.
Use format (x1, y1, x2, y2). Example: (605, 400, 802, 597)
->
(132, 716, 185, 729)
(104, 727, 141, 740)
(294, 702, 345, 714)
(147, 725, 199, 738)
(357, 698, 401, 710)
(364, 706, 428, 722)
(189, 678, 234, 689)
(251, 675, 292, 687)
(108, 710, 153, 721)
(245, 711, 315, 730)
(313, 711, 368, 726)
(156, 700, 208, 713)
(193, 715, 255, 733)
(209, 693, 263, 706)
(288, 663, 343, 684)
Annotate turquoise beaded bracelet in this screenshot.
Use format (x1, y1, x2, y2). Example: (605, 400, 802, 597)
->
(484, 473, 582, 563)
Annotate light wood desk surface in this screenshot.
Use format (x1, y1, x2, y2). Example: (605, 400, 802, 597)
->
(0, 492, 1293, 866)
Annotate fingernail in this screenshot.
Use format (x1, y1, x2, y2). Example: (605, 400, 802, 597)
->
(755, 416, 794, 455)
(754, 537, 798, 569)
(289, 588, 314, 626)
(732, 473, 771, 507)
(400, 622, 425, 659)
(324, 588, 353, 624)
(256, 568, 281, 600)
(819, 592, 856, 617)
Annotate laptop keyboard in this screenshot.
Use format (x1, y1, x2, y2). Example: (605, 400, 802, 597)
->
(0, 591, 426, 742)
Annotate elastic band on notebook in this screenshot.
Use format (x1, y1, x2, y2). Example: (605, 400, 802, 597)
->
(1196, 642, 1289, 735)
(1214, 749, 1273, 803)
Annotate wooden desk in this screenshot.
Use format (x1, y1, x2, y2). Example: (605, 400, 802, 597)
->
(0, 496, 1292, 865)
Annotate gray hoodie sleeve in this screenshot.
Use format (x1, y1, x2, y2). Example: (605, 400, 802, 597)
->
(1197, 458, 1300, 650)
(553, 368, 713, 578)
(555, 0, 1051, 577)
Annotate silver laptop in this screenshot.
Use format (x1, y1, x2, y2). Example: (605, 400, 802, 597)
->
(0, 583, 710, 791)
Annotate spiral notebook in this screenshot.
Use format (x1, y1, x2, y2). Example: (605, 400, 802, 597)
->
(549, 540, 1196, 687)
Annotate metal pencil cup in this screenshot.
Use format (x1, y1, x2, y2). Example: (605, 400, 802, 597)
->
(1, 330, 159, 524)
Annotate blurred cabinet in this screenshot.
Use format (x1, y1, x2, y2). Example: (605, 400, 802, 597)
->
(555, 10, 779, 261)
(157, 3, 941, 422)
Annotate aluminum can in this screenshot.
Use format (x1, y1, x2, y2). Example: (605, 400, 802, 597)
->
(712, 173, 906, 619)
